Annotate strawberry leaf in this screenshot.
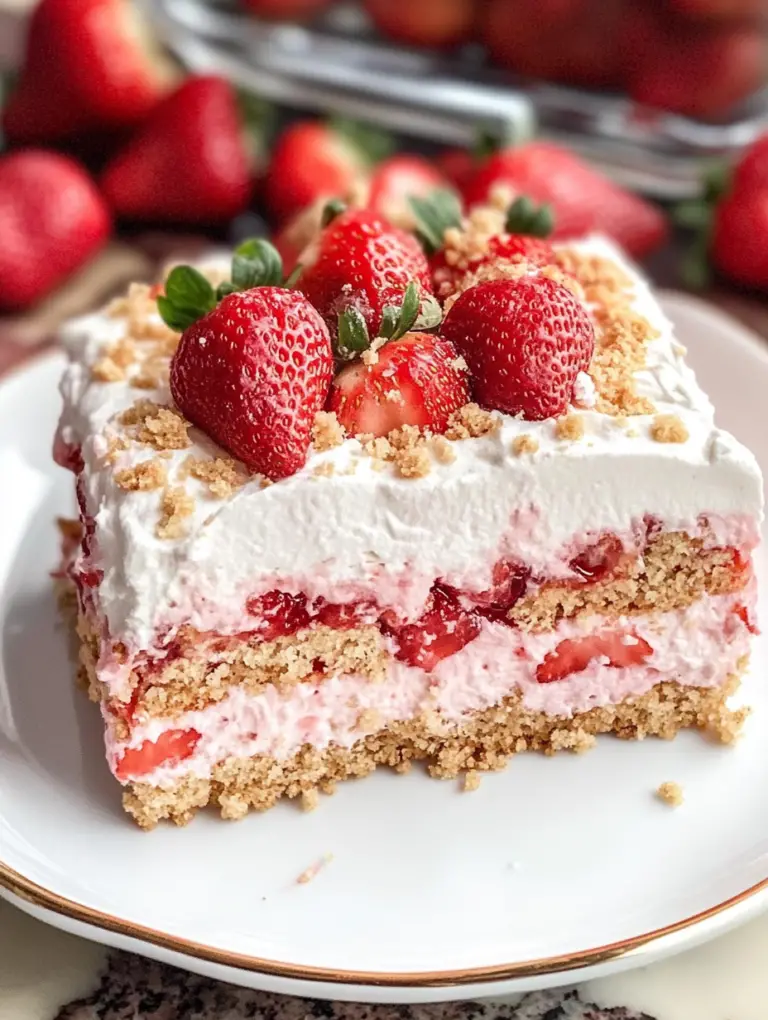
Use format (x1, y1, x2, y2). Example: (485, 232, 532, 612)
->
(157, 266, 217, 331)
(337, 307, 371, 359)
(232, 238, 283, 289)
(330, 116, 395, 166)
(410, 189, 463, 254)
(321, 198, 347, 228)
(505, 196, 554, 238)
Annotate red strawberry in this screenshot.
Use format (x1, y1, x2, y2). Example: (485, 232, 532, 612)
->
(436, 148, 477, 193)
(0, 150, 111, 312)
(329, 332, 469, 437)
(711, 189, 768, 290)
(246, 590, 311, 640)
(3, 0, 173, 143)
(160, 240, 334, 479)
(536, 631, 653, 684)
(367, 155, 450, 228)
(100, 76, 252, 224)
(384, 585, 481, 672)
(116, 728, 200, 781)
(264, 120, 378, 224)
(462, 142, 668, 257)
(298, 208, 434, 340)
(669, 0, 766, 21)
(441, 276, 595, 420)
(732, 133, 768, 195)
(569, 535, 624, 581)
(242, 0, 333, 17)
(623, 12, 766, 119)
(364, 0, 475, 48)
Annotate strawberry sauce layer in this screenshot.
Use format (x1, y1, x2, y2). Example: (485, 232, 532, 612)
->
(109, 589, 754, 785)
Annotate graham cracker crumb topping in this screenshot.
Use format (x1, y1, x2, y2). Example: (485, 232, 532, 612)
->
(431, 435, 457, 464)
(114, 459, 168, 492)
(554, 413, 585, 441)
(358, 708, 382, 731)
(512, 434, 539, 456)
(446, 403, 501, 440)
(656, 781, 684, 807)
(651, 414, 690, 444)
(300, 789, 319, 812)
(183, 456, 246, 498)
(312, 461, 336, 478)
(119, 400, 191, 451)
(91, 357, 126, 383)
(156, 486, 195, 540)
(312, 410, 346, 452)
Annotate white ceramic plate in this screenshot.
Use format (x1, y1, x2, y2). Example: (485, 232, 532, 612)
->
(1, 293, 767, 1003)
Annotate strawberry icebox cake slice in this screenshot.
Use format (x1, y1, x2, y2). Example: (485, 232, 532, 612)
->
(54, 195, 763, 829)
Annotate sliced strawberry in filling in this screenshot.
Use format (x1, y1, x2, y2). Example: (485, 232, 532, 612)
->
(569, 535, 624, 581)
(313, 598, 377, 629)
(115, 728, 200, 781)
(536, 631, 653, 684)
(469, 559, 529, 623)
(246, 590, 311, 640)
(385, 584, 481, 672)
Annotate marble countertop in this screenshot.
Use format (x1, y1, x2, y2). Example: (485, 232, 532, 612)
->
(2, 898, 768, 1020)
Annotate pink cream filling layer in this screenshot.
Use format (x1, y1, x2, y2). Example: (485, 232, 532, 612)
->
(106, 590, 753, 788)
(88, 512, 759, 702)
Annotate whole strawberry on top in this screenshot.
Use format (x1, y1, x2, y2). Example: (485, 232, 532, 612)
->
(412, 188, 557, 300)
(0, 150, 111, 312)
(158, 240, 333, 479)
(101, 77, 252, 224)
(441, 275, 595, 420)
(297, 204, 438, 351)
(3, 0, 173, 143)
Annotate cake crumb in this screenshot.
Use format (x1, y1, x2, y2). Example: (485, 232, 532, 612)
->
(446, 403, 501, 440)
(463, 770, 481, 792)
(91, 357, 126, 383)
(156, 486, 195, 540)
(362, 347, 379, 366)
(555, 414, 585, 441)
(319, 779, 337, 796)
(296, 852, 333, 885)
(394, 760, 412, 774)
(312, 410, 346, 452)
(186, 457, 246, 498)
(103, 433, 129, 464)
(512, 434, 539, 456)
(431, 435, 456, 464)
(106, 336, 137, 368)
(114, 459, 167, 492)
(656, 781, 684, 806)
(651, 414, 690, 444)
(300, 789, 319, 813)
(120, 400, 191, 450)
(395, 446, 431, 479)
(451, 355, 469, 372)
(313, 461, 336, 478)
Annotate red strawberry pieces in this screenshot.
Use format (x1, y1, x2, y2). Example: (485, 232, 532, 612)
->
(329, 332, 469, 437)
(462, 142, 667, 259)
(0, 150, 111, 311)
(3, 0, 172, 143)
(101, 76, 252, 224)
(246, 590, 311, 640)
(569, 536, 624, 582)
(385, 585, 481, 672)
(537, 631, 653, 684)
(170, 287, 333, 479)
(467, 560, 530, 623)
(115, 728, 200, 781)
(299, 209, 434, 340)
(441, 275, 595, 420)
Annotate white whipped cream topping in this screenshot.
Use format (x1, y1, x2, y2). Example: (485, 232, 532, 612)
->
(56, 237, 763, 656)
(109, 590, 752, 787)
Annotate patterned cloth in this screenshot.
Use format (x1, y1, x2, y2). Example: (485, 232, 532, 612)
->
(56, 953, 655, 1020)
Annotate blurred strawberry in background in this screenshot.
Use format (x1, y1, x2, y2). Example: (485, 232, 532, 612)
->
(3, 0, 174, 143)
(241, 0, 333, 17)
(462, 141, 668, 257)
(363, 0, 476, 48)
(100, 76, 253, 224)
(264, 119, 391, 224)
(367, 154, 450, 228)
(0, 151, 110, 310)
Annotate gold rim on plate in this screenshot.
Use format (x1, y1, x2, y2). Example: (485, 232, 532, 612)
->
(1, 861, 766, 987)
